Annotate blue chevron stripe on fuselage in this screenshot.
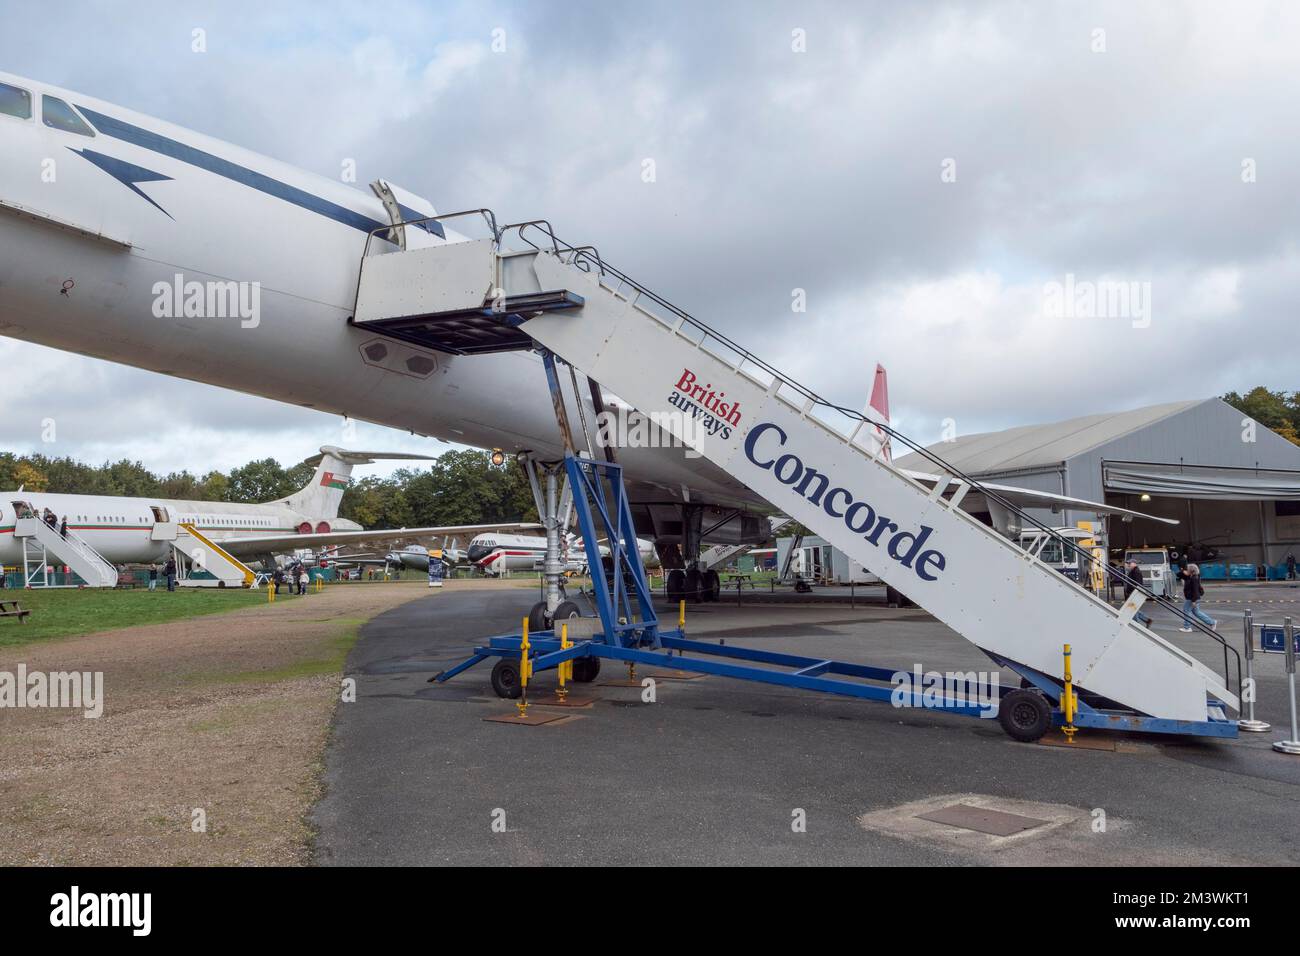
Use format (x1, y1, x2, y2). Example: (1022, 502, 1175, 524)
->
(73, 105, 437, 236)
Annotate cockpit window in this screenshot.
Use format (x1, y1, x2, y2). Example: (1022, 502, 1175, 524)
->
(0, 82, 32, 120)
(42, 95, 95, 136)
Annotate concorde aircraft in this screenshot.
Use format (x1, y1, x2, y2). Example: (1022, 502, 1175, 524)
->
(0, 445, 538, 572)
(0, 72, 1171, 601)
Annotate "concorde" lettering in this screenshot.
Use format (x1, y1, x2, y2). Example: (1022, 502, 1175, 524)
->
(744, 422, 947, 583)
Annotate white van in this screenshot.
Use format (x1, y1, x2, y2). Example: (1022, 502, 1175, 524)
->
(1123, 548, 1176, 599)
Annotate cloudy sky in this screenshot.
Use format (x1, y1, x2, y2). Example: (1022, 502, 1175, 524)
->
(1, 0, 1296, 479)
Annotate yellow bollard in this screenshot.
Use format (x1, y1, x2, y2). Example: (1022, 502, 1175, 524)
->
(516, 617, 532, 718)
(557, 622, 570, 702)
(678, 599, 686, 629)
(1062, 643, 1076, 742)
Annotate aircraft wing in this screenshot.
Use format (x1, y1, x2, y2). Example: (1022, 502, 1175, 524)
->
(217, 522, 541, 559)
(899, 470, 1179, 526)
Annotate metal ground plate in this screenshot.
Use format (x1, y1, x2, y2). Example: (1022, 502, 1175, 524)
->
(914, 803, 1050, 837)
(482, 711, 572, 726)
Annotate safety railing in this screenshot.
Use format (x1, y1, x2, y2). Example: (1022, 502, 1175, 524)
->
(360, 210, 1243, 707)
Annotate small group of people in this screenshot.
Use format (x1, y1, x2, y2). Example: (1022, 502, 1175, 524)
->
(141, 560, 177, 591)
(1119, 558, 1215, 632)
(272, 562, 311, 595)
(146, 559, 177, 591)
(39, 508, 69, 539)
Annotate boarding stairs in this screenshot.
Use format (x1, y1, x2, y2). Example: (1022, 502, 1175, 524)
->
(353, 214, 1239, 731)
(172, 523, 255, 588)
(699, 516, 794, 571)
(13, 516, 118, 588)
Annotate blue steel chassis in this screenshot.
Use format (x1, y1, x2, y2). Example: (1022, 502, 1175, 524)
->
(435, 454, 1237, 739)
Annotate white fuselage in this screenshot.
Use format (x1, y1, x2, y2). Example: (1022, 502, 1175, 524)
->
(0, 492, 360, 566)
(0, 72, 759, 520)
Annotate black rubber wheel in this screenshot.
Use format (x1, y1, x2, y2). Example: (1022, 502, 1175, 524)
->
(552, 600, 581, 624)
(572, 657, 601, 683)
(490, 658, 523, 699)
(997, 689, 1052, 742)
(666, 569, 685, 603)
(702, 569, 721, 602)
(527, 601, 548, 633)
(684, 568, 703, 603)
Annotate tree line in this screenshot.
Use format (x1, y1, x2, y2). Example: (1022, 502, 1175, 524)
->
(0, 448, 537, 529)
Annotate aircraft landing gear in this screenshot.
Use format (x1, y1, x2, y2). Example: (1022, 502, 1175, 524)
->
(684, 567, 702, 603)
(665, 568, 686, 603)
(520, 455, 574, 631)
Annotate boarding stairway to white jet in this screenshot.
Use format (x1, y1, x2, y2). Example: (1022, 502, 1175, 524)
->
(168, 523, 255, 588)
(13, 515, 118, 588)
(352, 212, 1240, 736)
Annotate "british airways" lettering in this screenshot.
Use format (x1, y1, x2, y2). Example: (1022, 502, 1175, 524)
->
(744, 422, 947, 582)
(668, 367, 741, 440)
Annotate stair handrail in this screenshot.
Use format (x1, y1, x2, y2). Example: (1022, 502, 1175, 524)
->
(358, 209, 500, 259)
(32, 521, 116, 584)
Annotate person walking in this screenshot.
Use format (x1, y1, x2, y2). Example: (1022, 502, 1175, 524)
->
(297, 566, 308, 595)
(1121, 559, 1153, 627)
(163, 556, 177, 592)
(1287, 551, 1297, 581)
(272, 567, 285, 595)
(148, 563, 159, 591)
(58, 516, 69, 539)
(1177, 563, 1215, 632)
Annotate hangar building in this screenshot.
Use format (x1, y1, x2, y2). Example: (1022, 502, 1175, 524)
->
(894, 398, 1300, 573)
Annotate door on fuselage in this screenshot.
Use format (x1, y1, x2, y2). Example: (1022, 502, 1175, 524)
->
(150, 505, 177, 542)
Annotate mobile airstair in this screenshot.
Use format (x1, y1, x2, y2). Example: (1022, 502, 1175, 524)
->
(699, 517, 794, 572)
(353, 213, 1240, 740)
(171, 523, 255, 588)
(13, 515, 118, 588)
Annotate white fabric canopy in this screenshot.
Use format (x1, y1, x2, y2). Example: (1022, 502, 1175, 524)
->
(1103, 461, 1300, 500)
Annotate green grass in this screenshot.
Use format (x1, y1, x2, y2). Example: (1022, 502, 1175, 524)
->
(0, 586, 273, 648)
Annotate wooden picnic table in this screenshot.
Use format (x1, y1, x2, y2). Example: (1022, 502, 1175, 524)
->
(0, 599, 31, 623)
